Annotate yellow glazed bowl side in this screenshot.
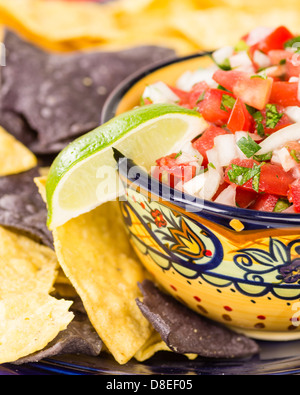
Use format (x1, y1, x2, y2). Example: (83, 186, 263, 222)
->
(109, 54, 300, 340)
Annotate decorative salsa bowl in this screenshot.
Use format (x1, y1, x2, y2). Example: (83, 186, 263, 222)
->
(102, 53, 300, 341)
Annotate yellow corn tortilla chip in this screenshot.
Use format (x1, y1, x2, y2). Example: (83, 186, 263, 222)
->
(0, 225, 57, 296)
(134, 331, 171, 362)
(53, 201, 153, 365)
(0, 0, 300, 56)
(0, 126, 37, 176)
(0, 292, 73, 364)
(0, 226, 74, 363)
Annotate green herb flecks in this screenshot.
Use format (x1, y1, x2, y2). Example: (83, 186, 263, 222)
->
(237, 134, 261, 158)
(253, 151, 273, 162)
(175, 150, 183, 159)
(290, 149, 300, 163)
(273, 198, 292, 213)
(196, 91, 206, 104)
(253, 111, 265, 137)
(234, 40, 249, 52)
(220, 94, 236, 112)
(265, 104, 283, 129)
(284, 36, 300, 52)
(227, 163, 262, 192)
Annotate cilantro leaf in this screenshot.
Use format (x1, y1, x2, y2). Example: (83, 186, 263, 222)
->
(253, 151, 273, 162)
(220, 94, 236, 112)
(265, 104, 283, 129)
(253, 111, 265, 137)
(284, 36, 300, 52)
(175, 151, 183, 159)
(196, 91, 206, 104)
(227, 163, 262, 192)
(236, 135, 261, 158)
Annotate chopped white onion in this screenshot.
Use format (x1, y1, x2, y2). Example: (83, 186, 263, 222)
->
(214, 184, 237, 207)
(206, 147, 223, 177)
(253, 50, 271, 69)
(182, 172, 207, 196)
(229, 51, 255, 74)
(271, 147, 297, 172)
(179, 141, 203, 163)
(256, 123, 300, 155)
(246, 27, 274, 46)
(176, 66, 219, 91)
(214, 134, 238, 167)
(285, 106, 300, 123)
(199, 168, 222, 201)
(212, 46, 234, 66)
(289, 77, 299, 83)
(142, 81, 179, 104)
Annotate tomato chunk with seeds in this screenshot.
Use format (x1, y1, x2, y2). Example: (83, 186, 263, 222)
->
(213, 70, 273, 110)
(253, 26, 294, 54)
(227, 98, 253, 133)
(269, 82, 300, 107)
(197, 88, 235, 126)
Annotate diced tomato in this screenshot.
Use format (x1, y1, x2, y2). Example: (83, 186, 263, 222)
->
(227, 98, 253, 133)
(213, 69, 273, 110)
(259, 104, 292, 135)
(269, 81, 300, 107)
(250, 193, 279, 212)
(224, 158, 295, 196)
(154, 153, 197, 188)
(188, 82, 210, 109)
(268, 49, 294, 65)
(168, 86, 191, 108)
(286, 56, 300, 79)
(235, 188, 258, 208)
(197, 88, 235, 126)
(288, 179, 300, 212)
(252, 26, 294, 54)
(192, 125, 228, 167)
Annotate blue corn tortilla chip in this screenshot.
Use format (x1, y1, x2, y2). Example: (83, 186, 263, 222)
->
(136, 280, 260, 359)
(0, 167, 53, 248)
(1, 29, 176, 155)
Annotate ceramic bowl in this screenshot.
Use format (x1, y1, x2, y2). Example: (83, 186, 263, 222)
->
(102, 53, 300, 341)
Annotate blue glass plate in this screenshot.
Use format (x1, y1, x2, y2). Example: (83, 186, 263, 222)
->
(2, 339, 300, 375)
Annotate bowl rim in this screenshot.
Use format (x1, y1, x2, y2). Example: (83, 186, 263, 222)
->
(102, 52, 300, 225)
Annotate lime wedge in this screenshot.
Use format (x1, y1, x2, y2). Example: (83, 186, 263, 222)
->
(46, 103, 207, 229)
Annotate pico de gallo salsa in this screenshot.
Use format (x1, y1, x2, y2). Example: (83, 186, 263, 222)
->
(141, 26, 300, 214)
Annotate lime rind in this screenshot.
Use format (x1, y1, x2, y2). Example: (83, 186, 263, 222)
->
(46, 104, 204, 229)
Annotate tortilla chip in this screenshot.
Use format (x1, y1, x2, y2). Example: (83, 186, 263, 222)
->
(0, 226, 57, 297)
(13, 298, 103, 365)
(0, 225, 74, 364)
(53, 201, 153, 365)
(134, 331, 171, 362)
(0, 292, 73, 364)
(137, 280, 260, 359)
(0, 167, 53, 248)
(0, 126, 37, 176)
(1, 29, 176, 154)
